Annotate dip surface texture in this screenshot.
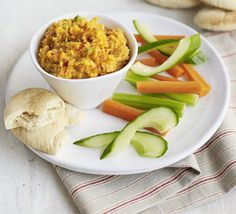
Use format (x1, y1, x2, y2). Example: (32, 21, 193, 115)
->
(38, 16, 130, 79)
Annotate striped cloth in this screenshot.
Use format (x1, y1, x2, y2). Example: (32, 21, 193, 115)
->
(55, 32, 236, 214)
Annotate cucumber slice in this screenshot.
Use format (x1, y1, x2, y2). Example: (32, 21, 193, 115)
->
(74, 131, 119, 148)
(134, 20, 207, 65)
(133, 20, 156, 42)
(74, 131, 168, 158)
(131, 132, 168, 158)
(125, 70, 153, 85)
(138, 39, 180, 55)
(131, 34, 201, 76)
(185, 50, 208, 65)
(101, 107, 178, 159)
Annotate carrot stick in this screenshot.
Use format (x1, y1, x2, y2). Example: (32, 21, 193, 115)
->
(102, 99, 144, 121)
(101, 99, 163, 135)
(134, 34, 185, 43)
(148, 50, 167, 64)
(152, 74, 180, 81)
(135, 34, 146, 44)
(137, 81, 201, 94)
(137, 58, 179, 81)
(182, 64, 211, 96)
(155, 35, 185, 40)
(136, 57, 158, 66)
(166, 65, 185, 78)
(147, 50, 185, 77)
(149, 51, 185, 78)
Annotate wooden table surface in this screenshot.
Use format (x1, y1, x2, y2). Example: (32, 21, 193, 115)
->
(1, 0, 235, 213)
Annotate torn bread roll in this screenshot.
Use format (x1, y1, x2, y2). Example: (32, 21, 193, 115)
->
(4, 88, 65, 130)
(199, 0, 236, 11)
(4, 88, 83, 154)
(145, 0, 200, 9)
(12, 111, 69, 154)
(194, 7, 236, 31)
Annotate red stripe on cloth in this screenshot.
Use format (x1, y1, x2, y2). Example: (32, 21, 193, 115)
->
(74, 134, 236, 211)
(171, 160, 236, 196)
(80, 171, 156, 209)
(194, 130, 236, 154)
(69, 175, 111, 195)
(200, 145, 236, 168)
(195, 132, 234, 156)
(72, 176, 120, 200)
(62, 172, 78, 182)
(102, 169, 189, 214)
(115, 161, 236, 214)
(168, 179, 236, 214)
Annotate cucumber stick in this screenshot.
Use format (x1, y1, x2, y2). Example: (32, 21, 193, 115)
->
(101, 107, 178, 159)
(134, 19, 180, 56)
(74, 131, 119, 147)
(74, 131, 168, 158)
(134, 19, 207, 65)
(133, 20, 156, 42)
(125, 70, 153, 85)
(185, 50, 208, 65)
(138, 39, 180, 55)
(131, 34, 201, 76)
(131, 132, 168, 158)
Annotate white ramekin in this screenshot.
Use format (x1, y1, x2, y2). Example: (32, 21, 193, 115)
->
(30, 12, 138, 109)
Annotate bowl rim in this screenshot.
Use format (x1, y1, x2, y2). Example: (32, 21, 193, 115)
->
(29, 11, 138, 83)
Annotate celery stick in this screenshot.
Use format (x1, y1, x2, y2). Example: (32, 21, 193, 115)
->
(112, 93, 186, 117)
(117, 100, 160, 110)
(114, 97, 184, 117)
(125, 71, 199, 106)
(161, 93, 199, 106)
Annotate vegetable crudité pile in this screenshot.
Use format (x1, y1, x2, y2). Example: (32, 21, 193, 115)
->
(74, 20, 211, 160)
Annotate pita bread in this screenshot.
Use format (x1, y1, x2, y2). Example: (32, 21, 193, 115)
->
(199, 0, 236, 11)
(10, 104, 83, 155)
(194, 7, 236, 31)
(4, 88, 65, 130)
(145, 0, 200, 9)
(4, 88, 84, 154)
(11, 111, 69, 155)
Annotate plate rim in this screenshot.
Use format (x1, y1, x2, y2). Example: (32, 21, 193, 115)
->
(5, 12, 230, 175)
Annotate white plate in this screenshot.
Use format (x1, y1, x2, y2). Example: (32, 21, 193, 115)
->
(5, 13, 230, 175)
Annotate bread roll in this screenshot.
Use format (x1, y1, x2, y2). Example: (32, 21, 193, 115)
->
(4, 88, 84, 154)
(199, 0, 236, 11)
(12, 112, 69, 154)
(194, 7, 236, 31)
(145, 0, 200, 9)
(4, 88, 65, 130)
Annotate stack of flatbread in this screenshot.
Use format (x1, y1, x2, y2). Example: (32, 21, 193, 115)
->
(145, 0, 236, 32)
(4, 88, 83, 155)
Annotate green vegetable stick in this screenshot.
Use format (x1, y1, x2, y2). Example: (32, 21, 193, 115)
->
(112, 93, 186, 117)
